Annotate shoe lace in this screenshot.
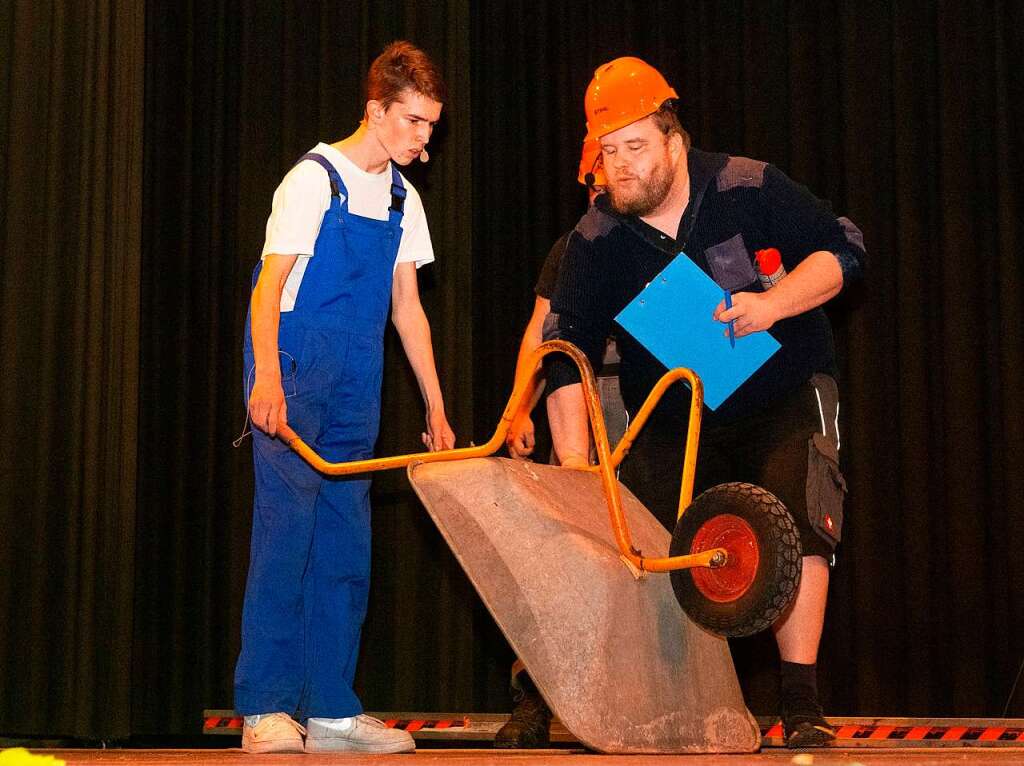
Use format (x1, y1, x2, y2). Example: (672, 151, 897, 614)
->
(271, 713, 307, 736)
(357, 714, 388, 728)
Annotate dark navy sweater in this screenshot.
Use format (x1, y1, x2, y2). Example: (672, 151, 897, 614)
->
(545, 147, 866, 428)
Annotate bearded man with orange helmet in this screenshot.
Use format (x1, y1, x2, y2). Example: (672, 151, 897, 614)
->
(545, 56, 866, 748)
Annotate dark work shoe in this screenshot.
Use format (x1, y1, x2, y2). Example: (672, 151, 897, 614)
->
(494, 691, 552, 748)
(782, 704, 836, 748)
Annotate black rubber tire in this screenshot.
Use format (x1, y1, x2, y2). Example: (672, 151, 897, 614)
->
(669, 482, 802, 638)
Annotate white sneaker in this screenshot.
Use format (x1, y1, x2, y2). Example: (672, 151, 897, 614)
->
(305, 714, 415, 753)
(241, 712, 306, 754)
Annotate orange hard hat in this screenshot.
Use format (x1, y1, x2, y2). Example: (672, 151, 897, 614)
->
(577, 138, 607, 187)
(584, 56, 678, 141)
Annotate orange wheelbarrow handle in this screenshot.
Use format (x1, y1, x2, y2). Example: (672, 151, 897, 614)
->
(276, 340, 722, 574)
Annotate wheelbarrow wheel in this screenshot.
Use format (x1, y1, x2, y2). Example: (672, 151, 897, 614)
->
(669, 482, 802, 638)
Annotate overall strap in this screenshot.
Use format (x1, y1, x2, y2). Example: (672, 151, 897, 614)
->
(295, 152, 349, 203)
(388, 164, 406, 226)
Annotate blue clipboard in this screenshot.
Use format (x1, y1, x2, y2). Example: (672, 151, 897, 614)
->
(615, 253, 780, 410)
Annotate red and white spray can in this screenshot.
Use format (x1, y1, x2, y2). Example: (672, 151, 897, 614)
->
(755, 247, 786, 289)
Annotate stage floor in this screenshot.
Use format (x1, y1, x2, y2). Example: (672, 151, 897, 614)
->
(17, 716, 1024, 764)
(24, 747, 1024, 765)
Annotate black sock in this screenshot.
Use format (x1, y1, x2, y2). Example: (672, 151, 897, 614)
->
(780, 660, 818, 696)
(780, 660, 822, 715)
(519, 671, 540, 696)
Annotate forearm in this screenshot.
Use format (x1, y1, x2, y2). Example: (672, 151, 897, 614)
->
(511, 299, 549, 410)
(250, 267, 289, 379)
(546, 383, 590, 466)
(765, 250, 843, 319)
(392, 302, 446, 415)
(512, 347, 546, 415)
(247, 255, 296, 434)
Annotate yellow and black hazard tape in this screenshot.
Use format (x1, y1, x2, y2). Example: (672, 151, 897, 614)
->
(378, 718, 468, 732)
(203, 710, 1024, 747)
(757, 717, 1024, 747)
(203, 713, 243, 734)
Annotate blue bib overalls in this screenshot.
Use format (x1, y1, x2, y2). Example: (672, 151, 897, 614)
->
(235, 153, 406, 720)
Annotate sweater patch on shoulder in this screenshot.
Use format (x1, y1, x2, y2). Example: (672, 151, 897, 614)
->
(574, 207, 617, 242)
(716, 156, 767, 192)
(838, 216, 865, 251)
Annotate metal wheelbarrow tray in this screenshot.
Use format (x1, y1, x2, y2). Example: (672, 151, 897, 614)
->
(408, 455, 758, 753)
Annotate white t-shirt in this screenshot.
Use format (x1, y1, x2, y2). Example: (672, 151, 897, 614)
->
(261, 142, 434, 312)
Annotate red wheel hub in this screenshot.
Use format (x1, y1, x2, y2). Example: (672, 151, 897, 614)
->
(690, 514, 760, 603)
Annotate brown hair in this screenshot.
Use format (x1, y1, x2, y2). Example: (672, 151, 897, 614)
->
(365, 40, 448, 111)
(650, 101, 691, 149)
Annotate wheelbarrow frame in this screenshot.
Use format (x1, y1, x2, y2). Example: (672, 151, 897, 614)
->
(276, 339, 726, 575)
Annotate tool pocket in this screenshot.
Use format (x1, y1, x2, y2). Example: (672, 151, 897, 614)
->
(704, 233, 758, 291)
(805, 432, 846, 546)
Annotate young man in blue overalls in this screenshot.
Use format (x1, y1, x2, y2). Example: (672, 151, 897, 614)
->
(236, 41, 455, 755)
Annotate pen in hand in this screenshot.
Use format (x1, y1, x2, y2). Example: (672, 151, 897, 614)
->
(724, 289, 735, 347)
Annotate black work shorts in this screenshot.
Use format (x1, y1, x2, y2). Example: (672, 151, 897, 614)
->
(619, 374, 846, 559)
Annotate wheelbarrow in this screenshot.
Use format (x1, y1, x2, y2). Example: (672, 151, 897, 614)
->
(275, 340, 802, 753)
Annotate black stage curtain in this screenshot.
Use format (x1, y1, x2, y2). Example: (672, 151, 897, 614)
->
(0, 0, 145, 738)
(1, 0, 1022, 741)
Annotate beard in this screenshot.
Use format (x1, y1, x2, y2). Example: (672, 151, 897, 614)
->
(607, 154, 675, 217)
